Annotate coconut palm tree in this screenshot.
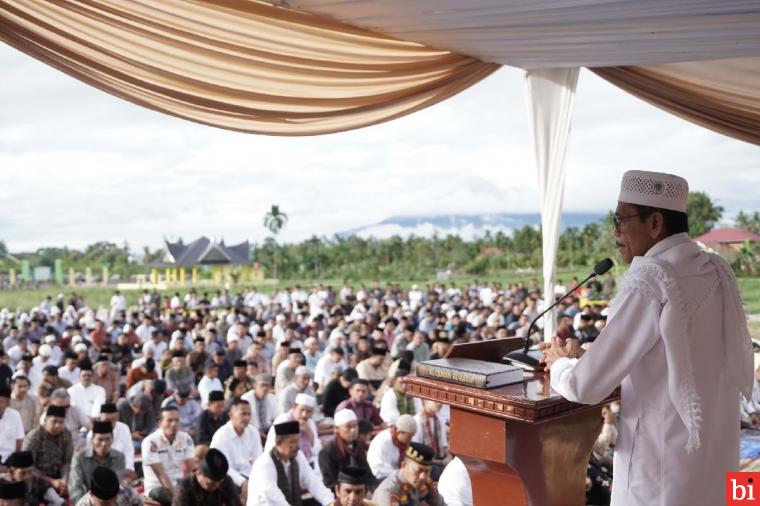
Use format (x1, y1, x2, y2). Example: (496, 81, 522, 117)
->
(263, 205, 288, 278)
(263, 205, 288, 236)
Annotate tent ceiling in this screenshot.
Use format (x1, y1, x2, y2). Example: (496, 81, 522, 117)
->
(287, 0, 760, 68)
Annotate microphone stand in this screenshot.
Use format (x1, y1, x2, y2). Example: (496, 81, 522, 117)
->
(504, 270, 600, 371)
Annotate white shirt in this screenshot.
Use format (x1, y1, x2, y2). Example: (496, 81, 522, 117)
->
(550, 234, 745, 506)
(412, 412, 448, 453)
(379, 389, 422, 426)
(265, 413, 321, 475)
(241, 390, 280, 432)
(313, 355, 345, 388)
(135, 324, 154, 344)
(438, 457, 473, 506)
(68, 383, 106, 418)
(197, 376, 223, 409)
(367, 427, 402, 481)
(210, 421, 263, 486)
(87, 421, 134, 470)
(141, 429, 194, 494)
(58, 365, 81, 386)
(246, 450, 333, 506)
(0, 408, 25, 461)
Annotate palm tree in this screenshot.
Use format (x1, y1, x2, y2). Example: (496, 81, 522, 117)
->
(263, 205, 288, 278)
(264, 205, 288, 236)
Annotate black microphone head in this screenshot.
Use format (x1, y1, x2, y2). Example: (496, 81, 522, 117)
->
(593, 258, 614, 276)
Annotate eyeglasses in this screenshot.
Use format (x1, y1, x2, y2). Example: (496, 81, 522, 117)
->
(612, 211, 651, 231)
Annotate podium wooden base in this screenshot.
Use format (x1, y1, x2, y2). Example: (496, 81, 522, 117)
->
(407, 338, 618, 506)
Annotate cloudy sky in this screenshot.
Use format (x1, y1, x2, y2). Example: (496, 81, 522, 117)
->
(1, 43, 758, 253)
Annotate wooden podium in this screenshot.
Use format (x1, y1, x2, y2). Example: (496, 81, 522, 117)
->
(406, 338, 619, 506)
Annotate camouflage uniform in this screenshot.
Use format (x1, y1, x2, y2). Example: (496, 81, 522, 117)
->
(373, 470, 445, 506)
(22, 426, 74, 480)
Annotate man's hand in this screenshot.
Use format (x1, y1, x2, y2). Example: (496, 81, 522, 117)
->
(240, 479, 248, 502)
(50, 479, 68, 496)
(538, 338, 585, 371)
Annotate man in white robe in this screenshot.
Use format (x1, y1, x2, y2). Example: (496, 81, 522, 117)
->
(241, 374, 280, 438)
(67, 367, 106, 418)
(265, 393, 322, 476)
(210, 399, 262, 502)
(367, 414, 417, 481)
(247, 420, 334, 506)
(542, 170, 753, 506)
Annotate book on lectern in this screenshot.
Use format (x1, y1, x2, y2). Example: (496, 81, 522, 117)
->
(415, 358, 523, 389)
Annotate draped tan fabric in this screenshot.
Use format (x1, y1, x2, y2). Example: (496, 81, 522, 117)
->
(594, 59, 760, 146)
(0, 0, 499, 135)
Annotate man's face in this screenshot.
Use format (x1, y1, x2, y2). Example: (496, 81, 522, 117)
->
(45, 416, 65, 436)
(336, 421, 358, 443)
(350, 384, 368, 403)
(171, 357, 183, 370)
(294, 374, 310, 390)
(12, 380, 29, 398)
(101, 412, 119, 424)
(80, 370, 93, 387)
(293, 404, 313, 424)
(92, 433, 113, 457)
(231, 404, 252, 429)
(396, 430, 413, 445)
(10, 466, 34, 484)
(161, 410, 181, 438)
(196, 471, 222, 492)
(288, 353, 302, 368)
(335, 483, 367, 506)
(401, 459, 431, 488)
(254, 381, 270, 398)
(208, 400, 225, 417)
(614, 202, 662, 264)
(275, 434, 300, 461)
(206, 367, 218, 379)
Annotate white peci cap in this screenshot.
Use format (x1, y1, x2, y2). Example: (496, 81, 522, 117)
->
(618, 170, 689, 213)
(334, 409, 358, 427)
(294, 393, 316, 408)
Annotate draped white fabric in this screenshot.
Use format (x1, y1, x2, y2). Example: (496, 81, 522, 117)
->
(288, 0, 760, 68)
(525, 68, 579, 341)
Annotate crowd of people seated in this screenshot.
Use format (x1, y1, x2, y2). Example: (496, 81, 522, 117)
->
(0, 278, 619, 505)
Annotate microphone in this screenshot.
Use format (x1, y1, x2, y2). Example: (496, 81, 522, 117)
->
(504, 258, 614, 371)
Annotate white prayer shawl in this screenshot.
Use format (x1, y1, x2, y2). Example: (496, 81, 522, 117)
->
(551, 233, 752, 506)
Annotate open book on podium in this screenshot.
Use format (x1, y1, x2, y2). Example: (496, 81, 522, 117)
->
(406, 337, 619, 506)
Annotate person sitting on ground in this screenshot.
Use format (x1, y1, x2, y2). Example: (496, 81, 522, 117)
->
(117, 394, 156, 447)
(247, 421, 334, 505)
(314, 346, 346, 393)
(266, 394, 322, 476)
(209, 398, 262, 503)
(195, 390, 228, 445)
(88, 403, 135, 479)
(367, 414, 417, 482)
(125, 358, 157, 389)
(165, 352, 195, 398)
(23, 405, 72, 497)
(69, 421, 126, 504)
(92, 357, 119, 404)
(274, 347, 304, 392)
(9, 375, 39, 434)
(172, 448, 241, 506)
(2, 450, 64, 506)
(160, 388, 201, 438)
(333, 466, 376, 506)
(336, 380, 384, 429)
(355, 348, 389, 394)
(374, 442, 445, 506)
(322, 369, 357, 419)
(412, 401, 449, 480)
(141, 406, 195, 497)
(319, 409, 375, 490)
(74, 466, 142, 506)
(380, 370, 418, 425)
(241, 374, 279, 439)
(277, 365, 316, 414)
(197, 363, 223, 409)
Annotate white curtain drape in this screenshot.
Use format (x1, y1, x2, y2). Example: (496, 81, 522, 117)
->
(525, 68, 579, 341)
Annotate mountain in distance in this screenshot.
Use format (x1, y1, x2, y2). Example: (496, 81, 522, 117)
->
(339, 213, 604, 240)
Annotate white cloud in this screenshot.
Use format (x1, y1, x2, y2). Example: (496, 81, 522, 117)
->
(0, 44, 758, 253)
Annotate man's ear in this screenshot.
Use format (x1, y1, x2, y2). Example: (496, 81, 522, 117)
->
(649, 211, 665, 239)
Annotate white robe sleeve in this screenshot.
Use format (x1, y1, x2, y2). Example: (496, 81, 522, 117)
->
(380, 389, 400, 425)
(246, 455, 290, 506)
(367, 431, 397, 481)
(297, 451, 334, 505)
(550, 288, 661, 405)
